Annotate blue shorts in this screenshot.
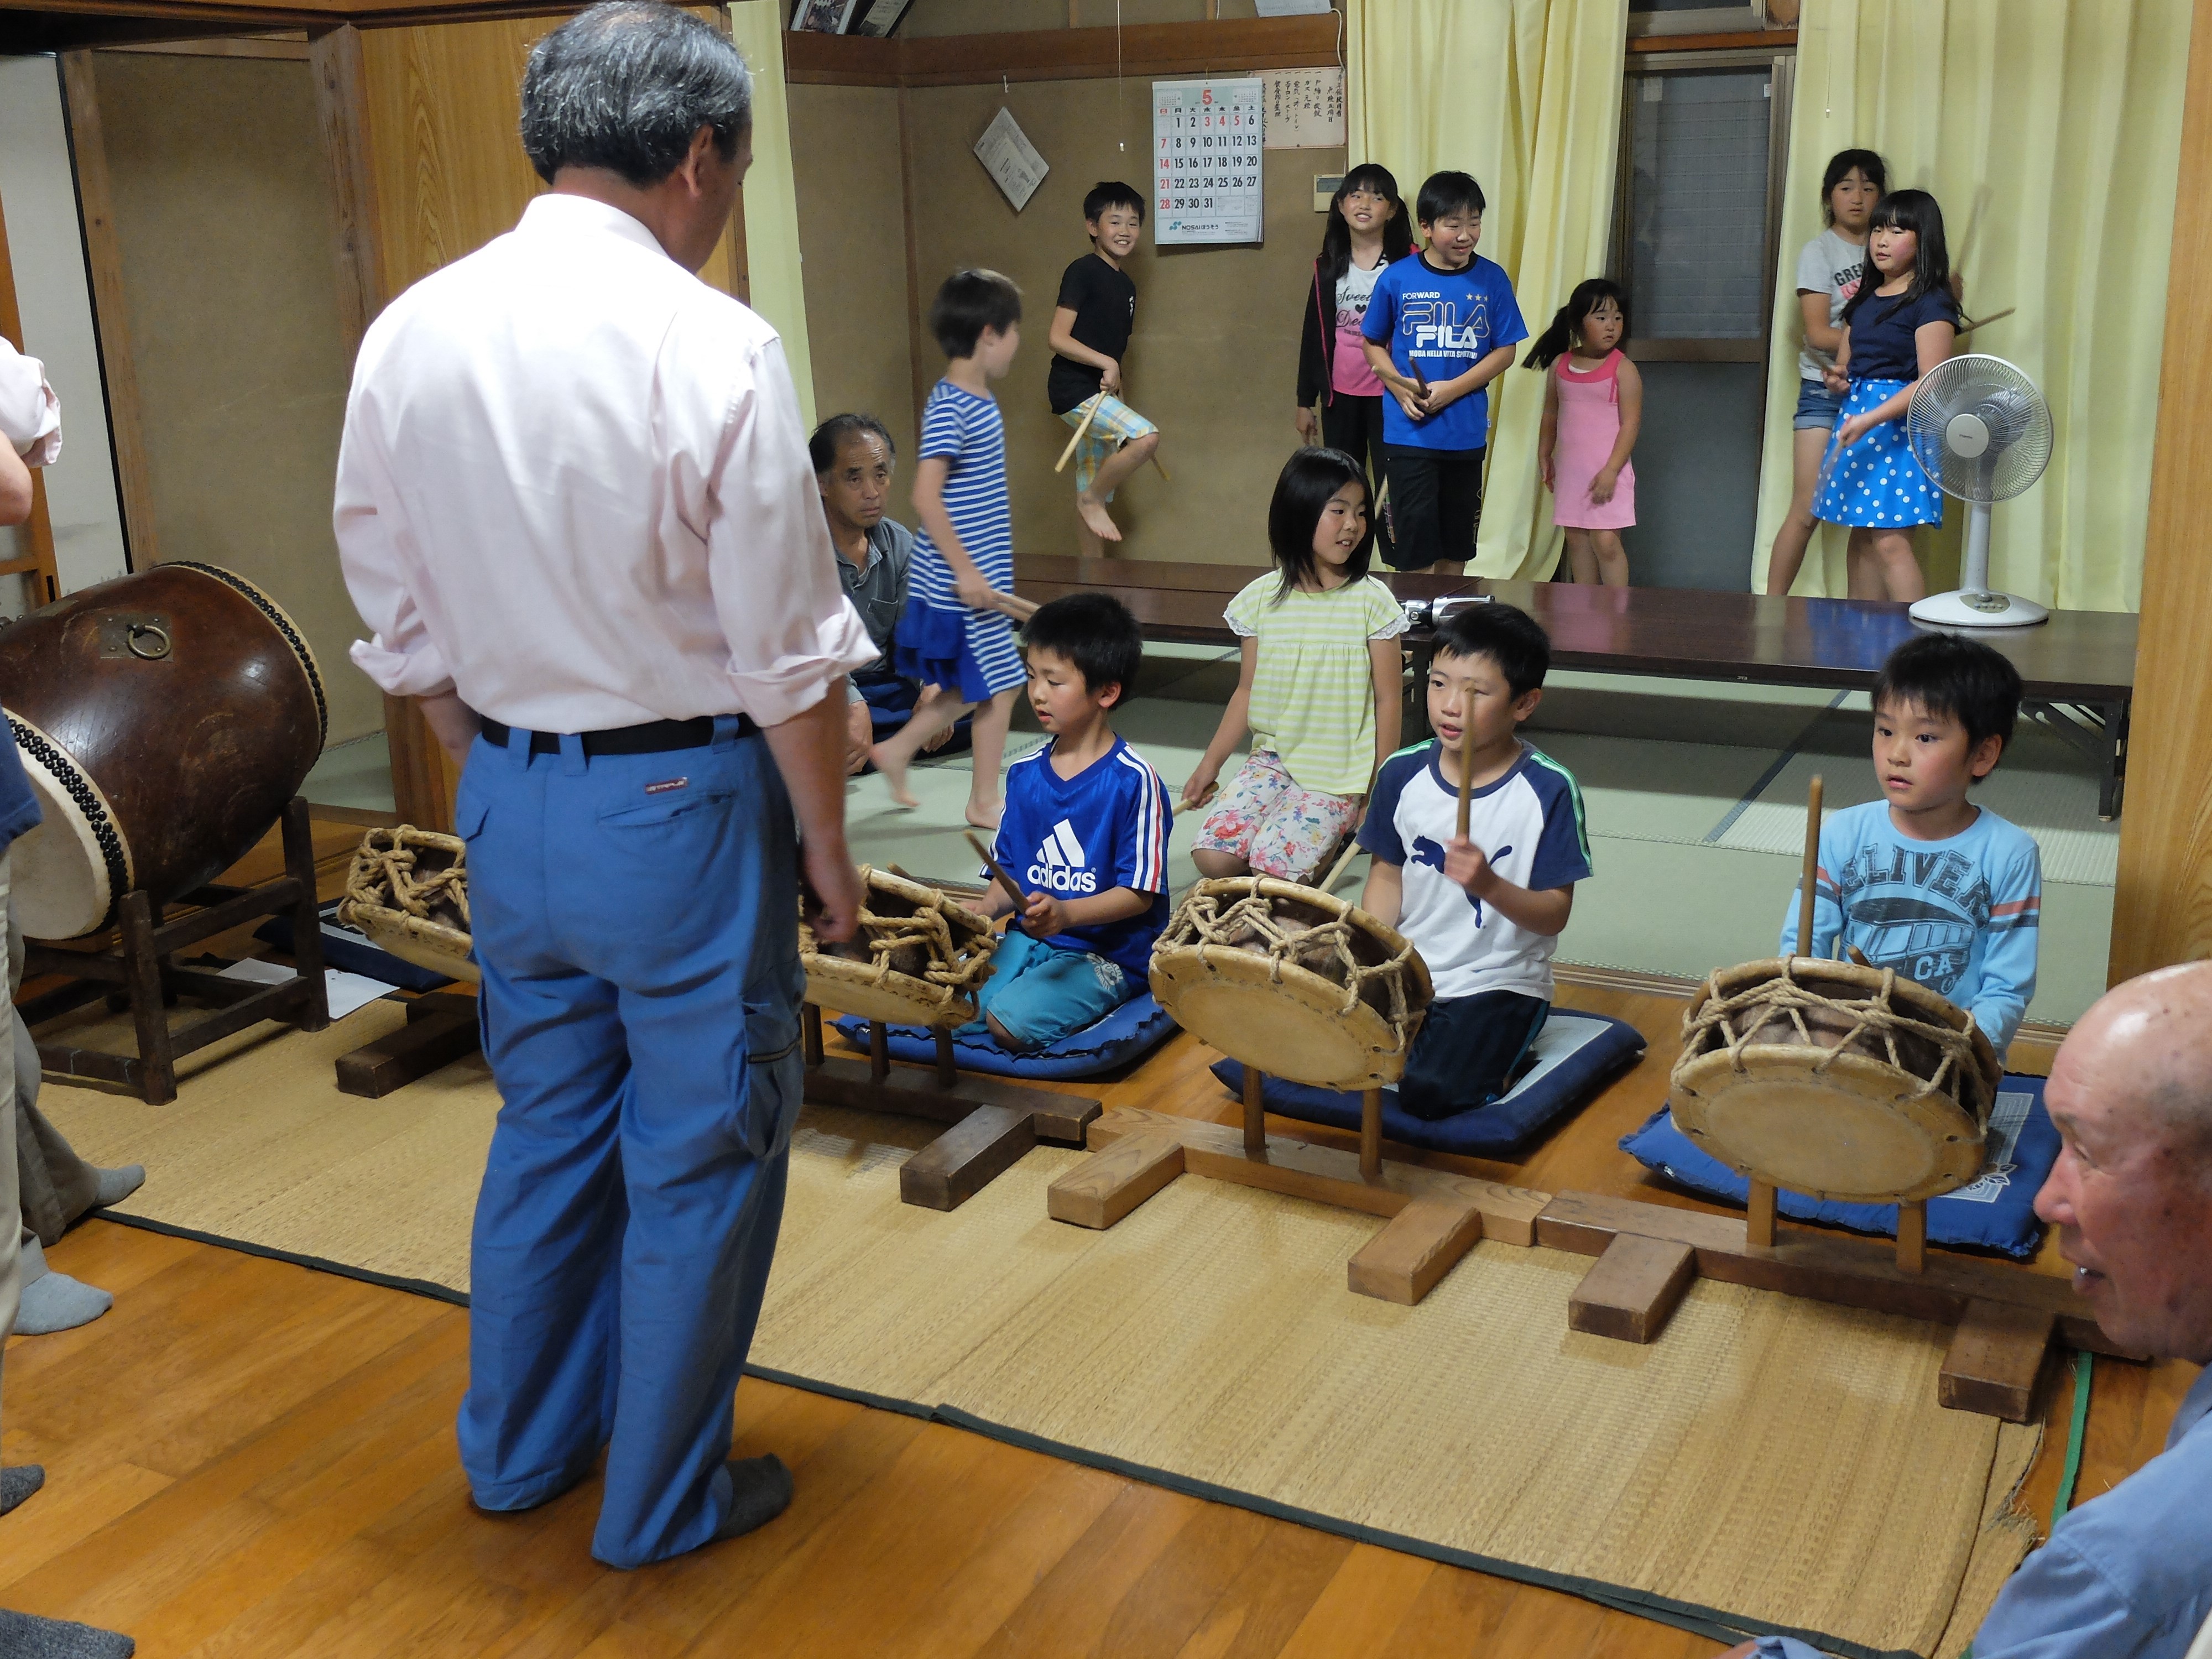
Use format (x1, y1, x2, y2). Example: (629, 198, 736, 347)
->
(965, 930, 1134, 1051)
(1793, 378, 1845, 431)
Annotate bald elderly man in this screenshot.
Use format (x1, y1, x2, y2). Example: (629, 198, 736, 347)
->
(1730, 962, 2212, 1659)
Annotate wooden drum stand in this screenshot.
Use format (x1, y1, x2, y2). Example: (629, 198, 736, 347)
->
(24, 797, 330, 1105)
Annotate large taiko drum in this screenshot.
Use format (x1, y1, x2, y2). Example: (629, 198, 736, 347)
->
(801, 866, 999, 1028)
(1670, 957, 2002, 1203)
(0, 563, 326, 939)
(1150, 876, 1432, 1092)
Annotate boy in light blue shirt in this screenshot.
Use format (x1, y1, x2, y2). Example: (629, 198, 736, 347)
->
(1779, 633, 2041, 1057)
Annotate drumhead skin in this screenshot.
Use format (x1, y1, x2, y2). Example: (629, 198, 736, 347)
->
(0, 564, 325, 938)
(1671, 957, 2003, 1204)
(802, 867, 998, 1029)
(1151, 876, 1433, 1092)
(340, 827, 479, 984)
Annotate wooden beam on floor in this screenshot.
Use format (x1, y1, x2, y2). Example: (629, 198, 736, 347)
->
(1567, 1233, 1698, 1344)
(1939, 1299, 2057, 1423)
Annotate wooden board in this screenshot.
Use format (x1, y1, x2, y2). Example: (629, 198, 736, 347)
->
(1939, 1299, 2056, 1423)
(1083, 1107, 1552, 1243)
(1535, 1190, 2141, 1361)
(802, 1057, 1098, 1145)
(784, 14, 1338, 87)
(1567, 1233, 1698, 1345)
(899, 1104, 1036, 1213)
(334, 991, 478, 1098)
(1345, 1193, 1486, 1307)
(1045, 1125, 1185, 1229)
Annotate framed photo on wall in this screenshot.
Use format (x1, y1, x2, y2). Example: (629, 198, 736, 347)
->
(849, 0, 915, 34)
(790, 0, 858, 32)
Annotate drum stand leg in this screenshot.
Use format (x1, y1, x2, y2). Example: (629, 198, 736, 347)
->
(1242, 1066, 1266, 1159)
(1359, 1088, 1384, 1183)
(1896, 1199, 1928, 1274)
(798, 1005, 1101, 1213)
(1746, 1180, 1778, 1249)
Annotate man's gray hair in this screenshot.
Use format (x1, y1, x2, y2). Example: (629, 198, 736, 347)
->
(520, 1, 752, 188)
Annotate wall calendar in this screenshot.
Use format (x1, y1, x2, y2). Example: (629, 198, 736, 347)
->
(1152, 78, 1265, 246)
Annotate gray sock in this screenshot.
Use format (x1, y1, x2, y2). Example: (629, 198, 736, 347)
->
(92, 1165, 145, 1208)
(712, 1454, 793, 1542)
(17, 1271, 113, 1335)
(1, 1465, 44, 1515)
(0, 1606, 135, 1656)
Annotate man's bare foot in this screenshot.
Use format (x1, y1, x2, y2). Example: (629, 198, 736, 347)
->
(870, 746, 919, 808)
(965, 801, 1002, 832)
(1076, 492, 1122, 544)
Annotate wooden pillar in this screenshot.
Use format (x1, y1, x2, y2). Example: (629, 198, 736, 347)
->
(2111, 0, 2212, 983)
(57, 53, 159, 571)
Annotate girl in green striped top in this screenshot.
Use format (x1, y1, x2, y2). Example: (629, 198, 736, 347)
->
(1183, 447, 1407, 885)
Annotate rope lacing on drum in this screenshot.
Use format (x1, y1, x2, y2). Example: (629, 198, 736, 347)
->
(806, 869, 995, 1014)
(1160, 887, 1420, 1051)
(1682, 958, 1980, 1098)
(345, 826, 470, 927)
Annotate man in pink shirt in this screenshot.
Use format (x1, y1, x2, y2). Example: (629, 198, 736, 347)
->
(335, 1, 873, 1569)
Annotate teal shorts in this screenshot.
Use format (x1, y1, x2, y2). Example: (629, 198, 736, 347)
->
(966, 930, 1135, 1051)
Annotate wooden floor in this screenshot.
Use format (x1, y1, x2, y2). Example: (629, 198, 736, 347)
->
(1, 977, 2196, 1658)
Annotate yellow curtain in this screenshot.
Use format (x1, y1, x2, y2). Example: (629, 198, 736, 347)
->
(1347, 0, 1627, 578)
(1752, 0, 2193, 608)
(727, 1, 817, 430)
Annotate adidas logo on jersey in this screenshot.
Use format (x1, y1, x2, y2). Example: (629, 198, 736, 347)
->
(1026, 819, 1098, 895)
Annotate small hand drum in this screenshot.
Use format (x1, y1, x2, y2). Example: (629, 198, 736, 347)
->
(338, 826, 478, 984)
(1671, 957, 2002, 1203)
(1150, 876, 1431, 1092)
(801, 866, 998, 1029)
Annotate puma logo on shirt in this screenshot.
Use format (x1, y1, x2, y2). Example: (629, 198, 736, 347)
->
(1410, 833, 1513, 924)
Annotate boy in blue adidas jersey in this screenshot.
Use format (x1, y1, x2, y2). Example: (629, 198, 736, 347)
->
(1780, 634, 2041, 1058)
(965, 593, 1172, 1051)
(1358, 603, 1590, 1119)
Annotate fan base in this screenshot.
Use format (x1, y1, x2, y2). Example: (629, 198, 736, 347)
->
(1909, 589, 2049, 629)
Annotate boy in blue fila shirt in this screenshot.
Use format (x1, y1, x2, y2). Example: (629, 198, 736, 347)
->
(1360, 169, 1528, 577)
(1781, 634, 2041, 1058)
(966, 593, 1172, 1051)
(1359, 604, 1591, 1119)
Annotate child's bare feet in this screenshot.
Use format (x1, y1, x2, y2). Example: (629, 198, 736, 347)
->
(965, 800, 1002, 832)
(871, 746, 919, 808)
(1076, 492, 1122, 544)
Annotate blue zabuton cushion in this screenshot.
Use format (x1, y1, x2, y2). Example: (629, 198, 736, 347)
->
(1619, 1073, 2060, 1260)
(831, 990, 1176, 1081)
(1209, 1008, 1647, 1157)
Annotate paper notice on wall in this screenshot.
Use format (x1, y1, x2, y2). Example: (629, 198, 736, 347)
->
(1260, 67, 1346, 149)
(1153, 78, 1265, 245)
(974, 107, 1048, 212)
(1255, 0, 1332, 13)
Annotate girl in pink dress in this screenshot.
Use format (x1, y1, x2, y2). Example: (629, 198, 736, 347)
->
(1526, 279, 1642, 586)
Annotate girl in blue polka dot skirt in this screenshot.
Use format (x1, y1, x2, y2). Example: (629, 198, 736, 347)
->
(1809, 188, 1960, 602)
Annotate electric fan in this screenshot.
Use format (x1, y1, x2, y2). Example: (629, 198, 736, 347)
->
(1905, 353, 2054, 628)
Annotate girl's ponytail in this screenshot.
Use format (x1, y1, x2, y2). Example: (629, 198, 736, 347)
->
(1524, 278, 1630, 370)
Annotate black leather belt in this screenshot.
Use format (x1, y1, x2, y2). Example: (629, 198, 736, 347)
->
(478, 714, 752, 756)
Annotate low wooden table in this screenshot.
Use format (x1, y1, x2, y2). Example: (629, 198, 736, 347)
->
(1013, 558, 2139, 817)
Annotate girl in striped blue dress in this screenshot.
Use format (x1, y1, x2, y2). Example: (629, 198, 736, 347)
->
(874, 269, 1030, 830)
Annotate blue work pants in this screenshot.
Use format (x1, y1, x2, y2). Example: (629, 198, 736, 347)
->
(452, 719, 803, 1568)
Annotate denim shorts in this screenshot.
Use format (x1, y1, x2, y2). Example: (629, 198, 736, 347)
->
(1793, 378, 1845, 431)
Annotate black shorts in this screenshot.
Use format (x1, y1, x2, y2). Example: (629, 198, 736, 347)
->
(1382, 444, 1484, 571)
(1320, 395, 1393, 563)
(1396, 989, 1549, 1120)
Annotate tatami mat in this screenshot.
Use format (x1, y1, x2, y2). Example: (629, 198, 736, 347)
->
(40, 1007, 2036, 1658)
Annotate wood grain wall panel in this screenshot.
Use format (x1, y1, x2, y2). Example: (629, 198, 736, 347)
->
(58, 51, 160, 570)
(782, 13, 1338, 85)
(2110, 0, 2212, 983)
(787, 83, 914, 466)
(310, 23, 385, 351)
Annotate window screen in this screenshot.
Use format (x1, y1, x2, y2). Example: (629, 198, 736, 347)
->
(1625, 69, 1772, 339)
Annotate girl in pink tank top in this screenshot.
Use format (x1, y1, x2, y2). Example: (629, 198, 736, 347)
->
(1525, 279, 1642, 586)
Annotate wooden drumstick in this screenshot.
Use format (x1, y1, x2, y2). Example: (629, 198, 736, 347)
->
(1173, 782, 1218, 817)
(964, 830, 1027, 913)
(1053, 395, 1102, 473)
(1455, 722, 1477, 841)
(987, 589, 1039, 622)
(1953, 305, 2016, 338)
(1318, 835, 1362, 895)
(1798, 774, 1824, 961)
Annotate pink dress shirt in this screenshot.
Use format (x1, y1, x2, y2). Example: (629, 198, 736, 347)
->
(335, 194, 874, 733)
(0, 341, 64, 466)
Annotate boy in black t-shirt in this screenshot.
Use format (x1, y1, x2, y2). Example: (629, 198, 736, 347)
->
(1048, 180, 1163, 555)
